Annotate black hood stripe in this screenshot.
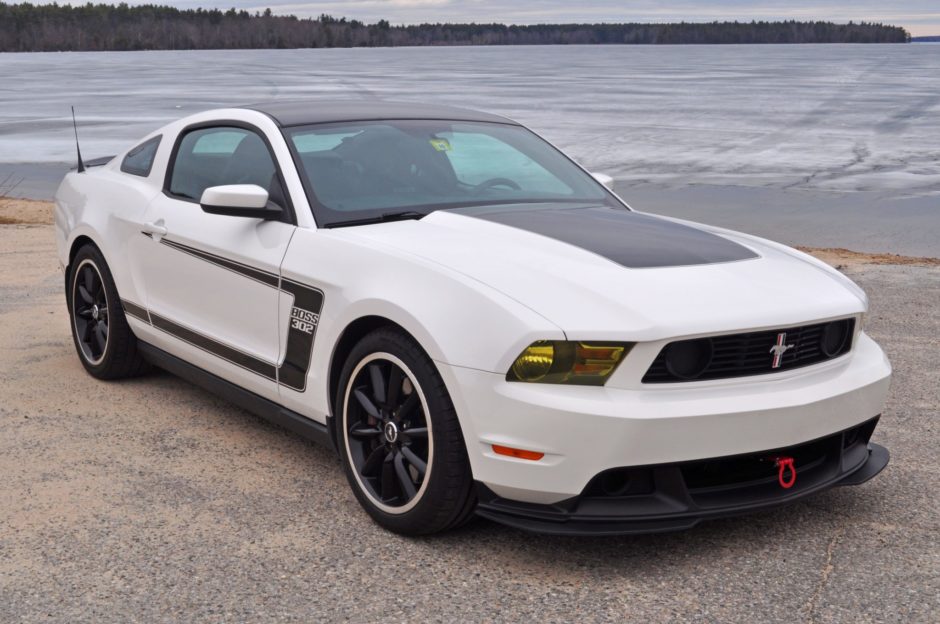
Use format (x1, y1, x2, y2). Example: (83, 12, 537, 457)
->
(464, 205, 759, 269)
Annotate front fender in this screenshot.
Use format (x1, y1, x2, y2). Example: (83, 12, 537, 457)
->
(277, 227, 564, 421)
(288, 227, 564, 371)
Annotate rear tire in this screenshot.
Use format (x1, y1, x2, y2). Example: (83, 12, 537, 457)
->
(67, 244, 149, 380)
(335, 327, 476, 535)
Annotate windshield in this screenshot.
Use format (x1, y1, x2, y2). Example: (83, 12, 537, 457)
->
(284, 120, 615, 226)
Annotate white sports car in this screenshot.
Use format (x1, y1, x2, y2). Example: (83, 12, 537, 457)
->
(55, 101, 891, 535)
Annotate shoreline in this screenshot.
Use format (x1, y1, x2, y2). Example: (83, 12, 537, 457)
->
(4, 198, 936, 265)
(0, 42, 920, 54)
(0, 162, 70, 201)
(4, 162, 935, 257)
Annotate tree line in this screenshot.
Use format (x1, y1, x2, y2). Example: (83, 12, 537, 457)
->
(0, 2, 911, 52)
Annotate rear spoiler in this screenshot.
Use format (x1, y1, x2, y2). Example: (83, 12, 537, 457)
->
(71, 156, 114, 171)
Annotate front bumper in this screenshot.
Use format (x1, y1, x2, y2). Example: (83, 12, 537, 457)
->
(475, 419, 889, 535)
(440, 331, 891, 505)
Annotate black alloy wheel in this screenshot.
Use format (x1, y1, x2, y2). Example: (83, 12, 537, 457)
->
(72, 259, 110, 365)
(345, 353, 432, 513)
(67, 245, 148, 379)
(336, 328, 476, 535)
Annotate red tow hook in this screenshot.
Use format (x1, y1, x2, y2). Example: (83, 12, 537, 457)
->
(773, 456, 797, 489)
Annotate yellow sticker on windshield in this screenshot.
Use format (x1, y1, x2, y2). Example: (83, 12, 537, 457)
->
(429, 138, 452, 152)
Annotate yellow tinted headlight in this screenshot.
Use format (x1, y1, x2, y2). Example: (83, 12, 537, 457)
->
(507, 341, 633, 386)
(510, 341, 556, 382)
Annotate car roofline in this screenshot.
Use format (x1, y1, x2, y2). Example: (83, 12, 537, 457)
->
(240, 99, 521, 128)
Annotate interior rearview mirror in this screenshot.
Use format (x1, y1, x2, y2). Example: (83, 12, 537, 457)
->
(590, 172, 615, 190)
(200, 185, 282, 220)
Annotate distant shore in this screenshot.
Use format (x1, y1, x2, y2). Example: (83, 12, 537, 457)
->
(0, 3, 909, 52)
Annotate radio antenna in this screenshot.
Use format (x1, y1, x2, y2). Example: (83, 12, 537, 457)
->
(71, 106, 85, 173)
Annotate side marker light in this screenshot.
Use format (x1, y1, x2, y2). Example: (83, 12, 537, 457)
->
(492, 444, 544, 461)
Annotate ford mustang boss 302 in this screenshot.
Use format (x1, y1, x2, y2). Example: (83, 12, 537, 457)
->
(54, 102, 891, 535)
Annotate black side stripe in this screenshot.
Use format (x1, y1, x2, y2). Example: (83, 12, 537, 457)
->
(150, 311, 278, 380)
(124, 238, 324, 393)
(279, 278, 323, 392)
(122, 299, 150, 323)
(160, 238, 280, 288)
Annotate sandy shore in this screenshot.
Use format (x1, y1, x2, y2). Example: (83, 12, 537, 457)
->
(796, 246, 940, 268)
(1, 223, 938, 621)
(0, 198, 54, 225)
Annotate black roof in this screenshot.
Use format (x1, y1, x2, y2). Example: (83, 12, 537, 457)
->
(243, 100, 519, 127)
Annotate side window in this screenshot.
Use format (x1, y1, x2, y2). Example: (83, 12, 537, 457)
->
(168, 126, 283, 205)
(120, 135, 161, 177)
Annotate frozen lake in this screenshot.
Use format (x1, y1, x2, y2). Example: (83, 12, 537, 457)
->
(3, 45, 940, 194)
(1, 45, 938, 254)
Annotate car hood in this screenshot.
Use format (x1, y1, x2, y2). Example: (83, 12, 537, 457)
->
(340, 204, 866, 341)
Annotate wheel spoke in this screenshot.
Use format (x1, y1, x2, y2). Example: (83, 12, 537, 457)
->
(403, 426, 427, 439)
(353, 388, 380, 419)
(400, 446, 427, 477)
(361, 446, 386, 477)
(394, 452, 417, 500)
(396, 392, 418, 421)
(99, 321, 109, 339)
(361, 446, 386, 476)
(386, 366, 403, 408)
(78, 284, 93, 304)
(349, 425, 382, 438)
(81, 317, 94, 342)
(76, 306, 93, 318)
(92, 273, 104, 298)
(380, 457, 397, 501)
(369, 363, 386, 404)
(82, 266, 96, 295)
(94, 323, 107, 353)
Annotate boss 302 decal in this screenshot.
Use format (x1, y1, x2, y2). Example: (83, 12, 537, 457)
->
(124, 236, 323, 392)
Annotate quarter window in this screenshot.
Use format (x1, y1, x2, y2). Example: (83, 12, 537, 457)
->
(168, 126, 284, 206)
(120, 135, 161, 177)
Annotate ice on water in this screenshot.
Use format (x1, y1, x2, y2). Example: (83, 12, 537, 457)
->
(1, 44, 938, 196)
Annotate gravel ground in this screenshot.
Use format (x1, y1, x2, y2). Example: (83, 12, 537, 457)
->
(0, 224, 937, 623)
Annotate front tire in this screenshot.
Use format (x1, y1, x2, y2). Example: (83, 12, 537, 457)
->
(67, 245, 148, 379)
(336, 328, 476, 535)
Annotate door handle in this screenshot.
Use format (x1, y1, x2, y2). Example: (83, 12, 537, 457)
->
(142, 220, 167, 239)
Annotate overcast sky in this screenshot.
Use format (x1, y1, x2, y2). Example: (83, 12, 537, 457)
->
(41, 1, 940, 36)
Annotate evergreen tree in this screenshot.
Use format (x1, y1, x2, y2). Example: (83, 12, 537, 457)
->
(0, 3, 911, 52)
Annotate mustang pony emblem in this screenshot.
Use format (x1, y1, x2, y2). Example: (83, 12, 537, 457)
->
(769, 332, 795, 368)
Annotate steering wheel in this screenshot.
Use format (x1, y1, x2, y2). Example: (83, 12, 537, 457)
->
(471, 177, 522, 195)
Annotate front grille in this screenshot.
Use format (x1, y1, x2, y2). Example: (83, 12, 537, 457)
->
(643, 318, 855, 383)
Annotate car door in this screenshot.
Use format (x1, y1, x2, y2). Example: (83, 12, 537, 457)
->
(137, 123, 295, 402)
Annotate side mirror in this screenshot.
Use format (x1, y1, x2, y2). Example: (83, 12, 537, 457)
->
(591, 172, 615, 190)
(200, 185, 282, 220)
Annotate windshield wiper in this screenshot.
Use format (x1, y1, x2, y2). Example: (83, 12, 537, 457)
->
(325, 211, 427, 228)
